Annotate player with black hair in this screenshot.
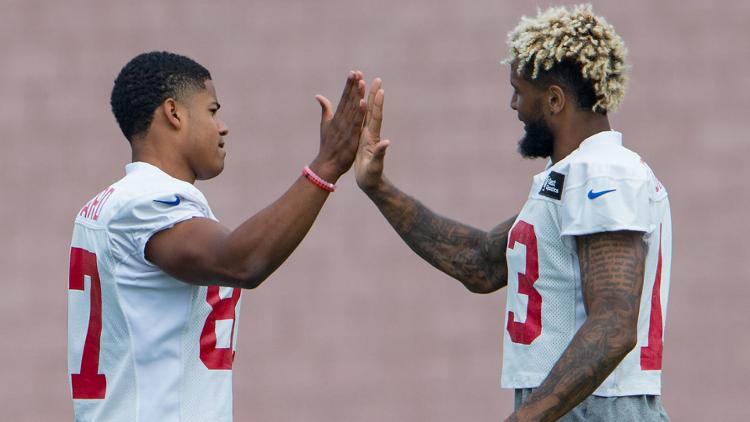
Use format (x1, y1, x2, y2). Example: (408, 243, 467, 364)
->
(68, 51, 367, 421)
(355, 5, 670, 421)
(110, 51, 213, 142)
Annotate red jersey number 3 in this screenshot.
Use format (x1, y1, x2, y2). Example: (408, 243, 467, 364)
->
(506, 221, 543, 345)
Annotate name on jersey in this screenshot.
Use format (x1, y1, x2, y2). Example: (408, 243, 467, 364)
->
(79, 187, 115, 221)
(640, 158, 665, 193)
(539, 171, 565, 200)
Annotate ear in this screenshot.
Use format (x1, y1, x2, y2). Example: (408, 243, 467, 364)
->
(546, 85, 566, 116)
(160, 98, 183, 130)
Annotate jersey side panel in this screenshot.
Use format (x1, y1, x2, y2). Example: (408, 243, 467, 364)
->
(69, 213, 137, 421)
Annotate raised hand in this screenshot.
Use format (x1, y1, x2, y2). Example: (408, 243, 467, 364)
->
(310, 71, 367, 182)
(355, 78, 390, 193)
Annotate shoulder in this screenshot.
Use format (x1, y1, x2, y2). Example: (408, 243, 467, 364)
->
(100, 163, 212, 225)
(95, 165, 216, 262)
(557, 132, 652, 191)
(553, 133, 667, 236)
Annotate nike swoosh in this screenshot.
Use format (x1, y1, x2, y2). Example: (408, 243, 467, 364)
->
(587, 189, 616, 200)
(153, 196, 181, 206)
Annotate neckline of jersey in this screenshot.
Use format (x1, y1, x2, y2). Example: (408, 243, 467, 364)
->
(545, 130, 623, 170)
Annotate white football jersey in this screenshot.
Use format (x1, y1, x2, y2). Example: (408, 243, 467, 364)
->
(68, 162, 242, 421)
(501, 131, 671, 396)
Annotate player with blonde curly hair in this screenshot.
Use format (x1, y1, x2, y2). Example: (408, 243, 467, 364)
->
(506, 4, 627, 113)
(356, 4, 671, 421)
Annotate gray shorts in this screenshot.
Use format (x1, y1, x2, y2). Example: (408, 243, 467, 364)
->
(515, 388, 670, 421)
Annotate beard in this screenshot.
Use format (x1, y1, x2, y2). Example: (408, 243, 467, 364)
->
(518, 117, 554, 159)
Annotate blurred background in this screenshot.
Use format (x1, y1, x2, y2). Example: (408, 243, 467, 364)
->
(1, 0, 748, 420)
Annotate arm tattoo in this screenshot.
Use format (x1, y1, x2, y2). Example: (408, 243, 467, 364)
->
(510, 231, 646, 421)
(369, 179, 513, 293)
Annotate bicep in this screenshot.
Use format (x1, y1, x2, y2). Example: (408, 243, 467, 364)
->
(575, 230, 646, 322)
(145, 217, 235, 286)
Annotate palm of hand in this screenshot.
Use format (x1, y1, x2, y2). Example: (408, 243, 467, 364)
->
(355, 79, 388, 192)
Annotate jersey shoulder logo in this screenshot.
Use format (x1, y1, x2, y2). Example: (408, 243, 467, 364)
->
(539, 171, 565, 200)
(587, 189, 616, 199)
(153, 195, 181, 206)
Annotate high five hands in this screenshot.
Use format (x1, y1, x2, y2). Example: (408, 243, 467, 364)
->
(310, 72, 390, 193)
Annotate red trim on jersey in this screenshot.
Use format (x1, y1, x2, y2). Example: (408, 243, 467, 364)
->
(640, 225, 664, 370)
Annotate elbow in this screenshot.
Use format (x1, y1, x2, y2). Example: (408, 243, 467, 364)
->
(587, 306, 639, 359)
(610, 326, 638, 358)
(174, 243, 272, 289)
(236, 273, 266, 290)
(613, 340, 637, 360)
(463, 278, 501, 294)
(465, 283, 494, 294)
(220, 261, 272, 290)
(621, 317, 640, 353)
(463, 267, 505, 294)
(585, 314, 638, 361)
(237, 266, 271, 290)
(623, 331, 638, 354)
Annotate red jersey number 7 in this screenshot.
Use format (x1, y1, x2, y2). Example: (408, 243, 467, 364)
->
(69, 247, 107, 399)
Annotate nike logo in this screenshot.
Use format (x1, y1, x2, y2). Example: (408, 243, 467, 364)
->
(587, 189, 616, 200)
(153, 196, 181, 206)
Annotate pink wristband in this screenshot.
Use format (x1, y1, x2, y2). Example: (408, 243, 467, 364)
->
(302, 166, 336, 192)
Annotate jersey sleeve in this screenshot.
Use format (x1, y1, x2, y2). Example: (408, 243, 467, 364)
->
(559, 163, 653, 237)
(108, 190, 211, 264)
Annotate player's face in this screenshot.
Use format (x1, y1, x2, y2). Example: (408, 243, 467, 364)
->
(184, 80, 229, 180)
(509, 65, 554, 159)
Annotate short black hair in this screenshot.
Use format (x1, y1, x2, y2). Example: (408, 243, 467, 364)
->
(110, 51, 211, 142)
(524, 59, 601, 114)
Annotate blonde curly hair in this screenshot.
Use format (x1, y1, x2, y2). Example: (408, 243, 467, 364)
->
(505, 4, 628, 113)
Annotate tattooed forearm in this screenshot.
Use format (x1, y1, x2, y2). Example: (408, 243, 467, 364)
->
(509, 231, 646, 422)
(367, 177, 512, 293)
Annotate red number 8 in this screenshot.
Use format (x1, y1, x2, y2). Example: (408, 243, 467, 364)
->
(200, 286, 241, 370)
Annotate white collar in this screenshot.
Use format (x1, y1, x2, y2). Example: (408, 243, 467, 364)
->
(125, 161, 167, 175)
(545, 130, 623, 169)
(578, 130, 623, 149)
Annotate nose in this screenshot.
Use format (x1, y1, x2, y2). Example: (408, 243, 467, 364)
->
(217, 119, 229, 136)
(510, 92, 518, 111)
